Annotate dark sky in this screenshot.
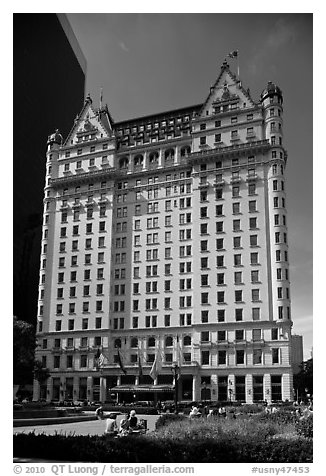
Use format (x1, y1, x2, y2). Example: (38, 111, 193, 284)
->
(67, 13, 313, 358)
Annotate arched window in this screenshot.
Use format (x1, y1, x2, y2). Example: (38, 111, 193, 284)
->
(165, 336, 173, 347)
(149, 151, 159, 163)
(180, 146, 191, 157)
(119, 157, 129, 169)
(134, 154, 143, 166)
(183, 335, 191, 346)
(148, 337, 156, 347)
(130, 337, 138, 348)
(114, 338, 121, 348)
(164, 148, 175, 160)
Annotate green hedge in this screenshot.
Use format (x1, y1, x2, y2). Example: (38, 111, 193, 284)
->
(101, 405, 158, 415)
(13, 431, 312, 463)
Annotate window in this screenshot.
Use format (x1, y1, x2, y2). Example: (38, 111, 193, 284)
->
(235, 290, 243, 302)
(200, 136, 206, 145)
(216, 205, 223, 216)
(236, 350, 244, 365)
(216, 221, 223, 233)
(252, 308, 260, 321)
(252, 289, 260, 302)
(249, 200, 257, 212)
(217, 330, 226, 342)
(216, 238, 224, 250)
(201, 331, 209, 342)
(217, 309, 225, 322)
(218, 351, 226, 365)
(217, 291, 225, 303)
(233, 236, 241, 248)
(231, 203, 240, 216)
(251, 270, 259, 283)
(272, 348, 279, 364)
(234, 254, 242, 266)
(234, 271, 242, 284)
(248, 183, 256, 195)
(250, 235, 258, 247)
(235, 308, 243, 321)
(217, 273, 224, 285)
(217, 255, 224, 267)
(251, 252, 259, 265)
(249, 217, 257, 229)
(201, 292, 209, 304)
(253, 349, 262, 365)
(252, 328, 262, 342)
(232, 186, 240, 198)
(201, 310, 209, 323)
(233, 219, 241, 232)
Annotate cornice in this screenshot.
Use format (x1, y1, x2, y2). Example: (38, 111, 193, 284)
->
(190, 140, 270, 163)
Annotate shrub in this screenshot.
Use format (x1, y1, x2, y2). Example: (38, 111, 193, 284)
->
(295, 414, 313, 439)
(13, 430, 313, 463)
(102, 405, 158, 415)
(254, 409, 297, 426)
(239, 404, 264, 414)
(155, 413, 187, 429)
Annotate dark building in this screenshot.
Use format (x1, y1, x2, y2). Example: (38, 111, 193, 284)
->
(13, 13, 86, 325)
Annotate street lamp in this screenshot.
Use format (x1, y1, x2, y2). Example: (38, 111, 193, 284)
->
(171, 363, 180, 414)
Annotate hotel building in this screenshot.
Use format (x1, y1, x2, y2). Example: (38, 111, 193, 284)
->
(33, 60, 293, 404)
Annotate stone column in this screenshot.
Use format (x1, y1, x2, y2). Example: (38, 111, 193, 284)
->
(192, 374, 200, 401)
(143, 151, 148, 171)
(282, 372, 293, 402)
(46, 377, 53, 402)
(32, 379, 40, 402)
(87, 376, 93, 402)
(246, 374, 253, 404)
(264, 373, 272, 403)
(100, 376, 107, 403)
(228, 374, 235, 402)
(60, 376, 65, 402)
(158, 149, 163, 168)
(174, 146, 180, 165)
(73, 376, 79, 402)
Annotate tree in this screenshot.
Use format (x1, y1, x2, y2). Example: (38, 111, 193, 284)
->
(293, 358, 313, 401)
(33, 360, 50, 385)
(13, 316, 36, 385)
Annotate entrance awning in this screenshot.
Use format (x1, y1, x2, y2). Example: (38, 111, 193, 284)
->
(110, 384, 174, 393)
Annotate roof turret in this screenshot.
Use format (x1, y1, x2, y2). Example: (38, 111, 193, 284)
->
(260, 81, 283, 103)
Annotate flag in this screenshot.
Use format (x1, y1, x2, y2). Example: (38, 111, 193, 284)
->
(95, 350, 109, 368)
(176, 336, 182, 380)
(149, 350, 162, 381)
(138, 353, 143, 378)
(117, 349, 127, 374)
(228, 50, 238, 58)
(98, 352, 108, 367)
(99, 88, 103, 109)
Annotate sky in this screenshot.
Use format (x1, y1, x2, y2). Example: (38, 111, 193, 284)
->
(66, 12, 313, 359)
